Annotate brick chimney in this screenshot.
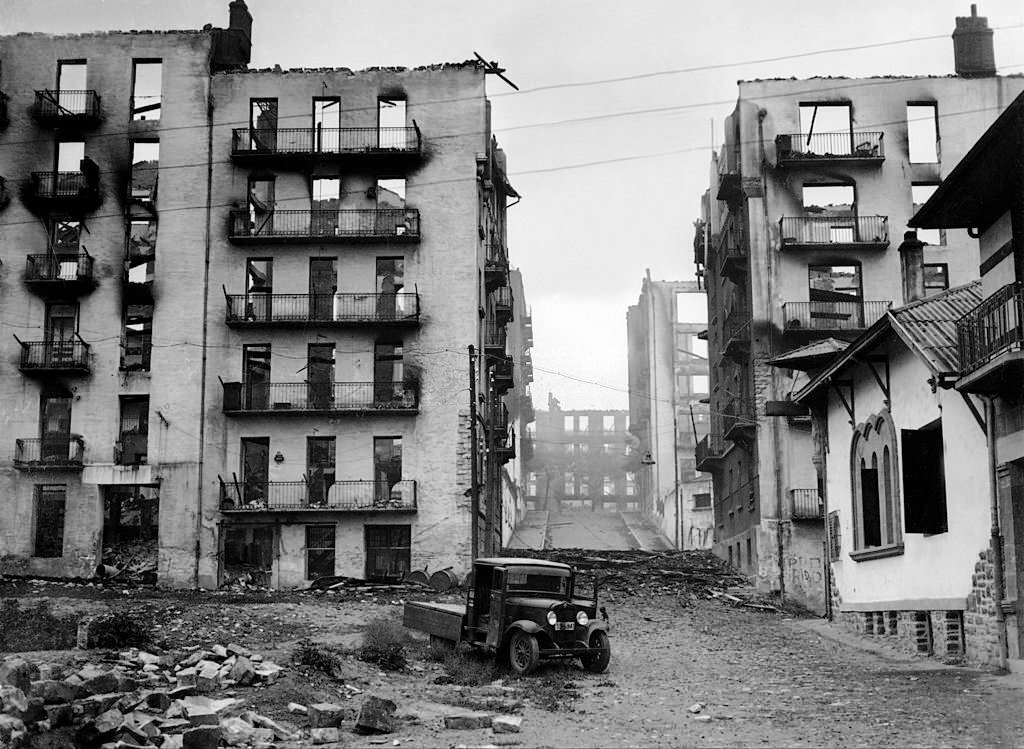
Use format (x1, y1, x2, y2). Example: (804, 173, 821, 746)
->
(898, 231, 927, 304)
(953, 4, 996, 77)
(228, 0, 253, 45)
(211, 0, 252, 71)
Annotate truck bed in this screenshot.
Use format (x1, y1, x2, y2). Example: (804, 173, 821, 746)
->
(403, 600, 466, 642)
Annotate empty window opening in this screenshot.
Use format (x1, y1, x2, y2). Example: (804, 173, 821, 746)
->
(131, 61, 162, 120)
(39, 395, 72, 459)
(243, 258, 273, 321)
(603, 414, 616, 432)
(378, 97, 407, 148)
(626, 472, 636, 496)
(375, 257, 406, 317)
(126, 220, 156, 285)
(57, 61, 87, 114)
(306, 436, 336, 506)
(798, 103, 853, 155)
(924, 264, 949, 296)
(313, 97, 340, 151)
(122, 303, 153, 371)
(563, 415, 574, 432)
(806, 264, 863, 328)
(603, 477, 614, 496)
(912, 184, 943, 245)
(308, 257, 335, 320)
(240, 436, 270, 507)
(902, 420, 948, 534)
(307, 343, 335, 410)
(373, 436, 403, 506)
(223, 524, 274, 586)
(45, 302, 78, 342)
(690, 336, 709, 359)
(130, 141, 159, 204)
(565, 474, 575, 496)
(56, 140, 85, 172)
(577, 415, 589, 432)
(242, 344, 271, 410)
(676, 291, 708, 324)
(364, 524, 410, 582)
(306, 524, 336, 580)
(694, 492, 712, 509)
(311, 177, 341, 234)
(746, 537, 752, 563)
(249, 98, 278, 150)
(907, 103, 939, 163)
(34, 484, 66, 558)
(691, 375, 710, 394)
(101, 485, 159, 580)
(579, 475, 590, 496)
(117, 395, 149, 465)
(374, 341, 405, 405)
(247, 177, 275, 234)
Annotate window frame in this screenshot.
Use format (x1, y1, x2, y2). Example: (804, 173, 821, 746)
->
(849, 410, 904, 561)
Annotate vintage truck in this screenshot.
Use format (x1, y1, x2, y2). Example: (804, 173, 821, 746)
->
(403, 557, 610, 675)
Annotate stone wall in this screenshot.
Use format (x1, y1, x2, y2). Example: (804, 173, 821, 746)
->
(965, 546, 1003, 665)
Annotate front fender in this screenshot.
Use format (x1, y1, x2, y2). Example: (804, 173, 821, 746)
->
(583, 620, 609, 642)
(502, 619, 545, 650)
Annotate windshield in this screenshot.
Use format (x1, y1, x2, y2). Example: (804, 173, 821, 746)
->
(506, 566, 570, 595)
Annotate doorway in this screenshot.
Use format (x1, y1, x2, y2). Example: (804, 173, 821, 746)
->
(241, 437, 270, 507)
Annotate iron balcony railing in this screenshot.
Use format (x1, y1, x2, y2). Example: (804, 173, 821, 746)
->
(231, 126, 421, 157)
(696, 433, 726, 467)
(222, 380, 418, 413)
(723, 398, 755, 438)
(723, 303, 751, 350)
(717, 212, 747, 275)
(488, 403, 510, 433)
(493, 285, 514, 313)
(19, 336, 90, 372)
(791, 488, 824, 519)
(30, 171, 100, 202)
(25, 252, 94, 285)
(780, 215, 889, 249)
(220, 478, 417, 512)
(33, 90, 102, 122)
(782, 300, 891, 332)
(776, 131, 884, 162)
(225, 292, 420, 325)
(14, 436, 85, 468)
(229, 208, 419, 241)
(957, 282, 1024, 376)
(485, 321, 507, 353)
(491, 354, 514, 392)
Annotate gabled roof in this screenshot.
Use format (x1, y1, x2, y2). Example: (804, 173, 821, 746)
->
(793, 282, 982, 403)
(768, 338, 849, 371)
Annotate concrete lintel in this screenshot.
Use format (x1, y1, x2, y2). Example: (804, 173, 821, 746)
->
(839, 597, 967, 612)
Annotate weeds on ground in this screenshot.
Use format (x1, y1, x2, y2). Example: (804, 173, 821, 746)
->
(0, 599, 77, 651)
(434, 647, 501, 686)
(293, 638, 347, 680)
(510, 665, 581, 712)
(86, 611, 155, 649)
(357, 618, 414, 671)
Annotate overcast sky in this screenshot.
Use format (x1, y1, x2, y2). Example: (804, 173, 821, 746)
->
(4, 0, 1024, 409)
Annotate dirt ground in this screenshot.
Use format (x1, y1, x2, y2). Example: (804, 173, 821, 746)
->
(3, 577, 1024, 748)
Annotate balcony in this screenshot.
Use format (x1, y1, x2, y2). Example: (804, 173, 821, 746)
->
(723, 398, 755, 442)
(790, 488, 824, 520)
(230, 126, 422, 166)
(32, 90, 102, 126)
(780, 216, 889, 252)
(14, 437, 85, 470)
(485, 321, 507, 358)
(18, 336, 90, 375)
(222, 381, 418, 415)
(29, 167, 101, 213)
(775, 131, 884, 166)
(494, 427, 516, 464)
(24, 252, 96, 295)
(722, 304, 751, 360)
(717, 213, 747, 283)
(484, 243, 509, 291)
(225, 292, 420, 328)
(782, 301, 891, 336)
(957, 282, 1024, 393)
(220, 478, 417, 513)
(493, 286, 514, 325)
(114, 432, 148, 466)
(491, 354, 514, 394)
(228, 209, 420, 244)
(695, 433, 727, 471)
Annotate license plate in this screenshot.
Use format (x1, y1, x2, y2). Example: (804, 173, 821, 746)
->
(554, 622, 575, 631)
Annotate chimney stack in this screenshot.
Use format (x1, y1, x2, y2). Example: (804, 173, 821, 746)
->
(953, 5, 996, 77)
(898, 231, 927, 304)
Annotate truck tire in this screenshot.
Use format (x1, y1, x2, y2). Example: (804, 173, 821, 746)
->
(581, 630, 610, 673)
(508, 630, 540, 676)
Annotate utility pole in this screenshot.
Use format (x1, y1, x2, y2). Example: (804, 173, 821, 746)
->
(484, 369, 496, 555)
(468, 345, 479, 560)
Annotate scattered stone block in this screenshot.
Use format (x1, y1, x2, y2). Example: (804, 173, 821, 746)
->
(44, 703, 73, 728)
(162, 735, 184, 749)
(210, 645, 229, 661)
(356, 696, 397, 734)
(95, 708, 125, 737)
(168, 686, 197, 700)
(0, 685, 28, 716)
(287, 702, 308, 715)
(444, 712, 492, 730)
(178, 651, 210, 669)
(184, 707, 219, 727)
(19, 697, 46, 724)
(182, 725, 222, 749)
(228, 657, 255, 687)
(226, 644, 251, 658)
(222, 716, 256, 746)
(157, 718, 194, 734)
(492, 715, 522, 734)
(310, 726, 340, 744)
(145, 691, 172, 711)
(687, 702, 704, 714)
(195, 665, 220, 693)
(30, 679, 78, 704)
(249, 713, 298, 741)
(309, 702, 346, 728)
(693, 714, 712, 722)
(0, 715, 25, 742)
(0, 659, 38, 692)
(81, 672, 120, 697)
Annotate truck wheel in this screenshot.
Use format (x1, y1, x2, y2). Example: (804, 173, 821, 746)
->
(581, 630, 610, 673)
(508, 631, 540, 676)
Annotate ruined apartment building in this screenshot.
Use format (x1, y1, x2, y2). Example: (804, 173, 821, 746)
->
(0, 1, 524, 589)
(694, 7, 1024, 613)
(627, 277, 713, 550)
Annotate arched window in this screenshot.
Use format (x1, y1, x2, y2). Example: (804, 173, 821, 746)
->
(850, 410, 902, 554)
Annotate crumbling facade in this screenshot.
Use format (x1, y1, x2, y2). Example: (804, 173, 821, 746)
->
(695, 8, 1024, 613)
(0, 1, 523, 588)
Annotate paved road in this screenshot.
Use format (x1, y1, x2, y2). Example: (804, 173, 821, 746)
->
(507, 510, 674, 551)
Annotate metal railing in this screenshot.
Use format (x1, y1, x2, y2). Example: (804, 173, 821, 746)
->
(485, 321, 507, 352)
(723, 398, 755, 436)
(493, 285, 514, 311)
(121, 336, 152, 371)
(717, 212, 746, 271)
(25, 252, 94, 283)
(776, 131, 884, 161)
(782, 300, 891, 332)
(231, 126, 421, 156)
(33, 90, 101, 120)
(31, 171, 99, 200)
(791, 488, 824, 519)
(220, 478, 417, 512)
(14, 436, 85, 468)
(696, 433, 726, 466)
(723, 303, 751, 347)
(780, 216, 889, 247)
(229, 208, 419, 240)
(223, 381, 418, 413)
(19, 337, 90, 371)
(957, 282, 1024, 376)
(225, 292, 420, 325)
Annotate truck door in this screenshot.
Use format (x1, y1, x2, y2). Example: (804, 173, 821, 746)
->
(486, 567, 506, 648)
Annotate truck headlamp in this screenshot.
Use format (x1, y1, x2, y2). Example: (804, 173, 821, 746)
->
(546, 610, 558, 626)
(576, 610, 589, 626)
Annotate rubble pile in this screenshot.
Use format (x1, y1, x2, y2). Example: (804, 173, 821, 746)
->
(0, 643, 299, 748)
(502, 548, 758, 602)
(98, 540, 159, 585)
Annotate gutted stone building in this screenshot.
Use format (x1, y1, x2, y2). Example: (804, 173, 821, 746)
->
(694, 7, 1024, 613)
(0, 1, 523, 588)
